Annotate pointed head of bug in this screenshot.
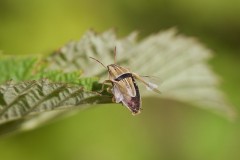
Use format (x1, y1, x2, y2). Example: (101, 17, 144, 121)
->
(107, 64, 116, 71)
(107, 64, 118, 78)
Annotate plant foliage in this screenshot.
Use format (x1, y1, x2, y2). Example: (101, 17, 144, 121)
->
(0, 29, 236, 135)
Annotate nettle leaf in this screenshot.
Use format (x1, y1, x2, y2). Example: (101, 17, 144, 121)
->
(47, 29, 137, 77)
(0, 79, 111, 135)
(0, 29, 236, 135)
(48, 29, 236, 119)
(124, 29, 236, 119)
(33, 70, 81, 83)
(0, 55, 110, 135)
(0, 55, 38, 83)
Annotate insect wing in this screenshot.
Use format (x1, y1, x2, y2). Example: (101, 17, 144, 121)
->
(121, 95, 141, 115)
(117, 77, 136, 97)
(146, 81, 159, 91)
(111, 84, 123, 103)
(133, 73, 161, 94)
(112, 77, 141, 115)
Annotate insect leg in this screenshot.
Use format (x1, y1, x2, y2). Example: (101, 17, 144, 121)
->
(98, 79, 116, 93)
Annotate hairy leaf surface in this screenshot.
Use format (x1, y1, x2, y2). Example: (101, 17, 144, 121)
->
(48, 29, 236, 118)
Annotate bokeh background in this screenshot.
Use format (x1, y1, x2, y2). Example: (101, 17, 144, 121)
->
(0, 0, 240, 160)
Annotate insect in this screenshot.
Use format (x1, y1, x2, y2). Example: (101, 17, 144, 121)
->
(90, 47, 161, 115)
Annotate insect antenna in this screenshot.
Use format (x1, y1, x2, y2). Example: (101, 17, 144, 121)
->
(89, 57, 107, 69)
(114, 46, 117, 64)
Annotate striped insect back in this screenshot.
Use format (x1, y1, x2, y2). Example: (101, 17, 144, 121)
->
(90, 47, 161, 115)
(112, 72, 141, 114)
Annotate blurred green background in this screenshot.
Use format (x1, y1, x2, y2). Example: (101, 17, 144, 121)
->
(0, 0, 240, 160)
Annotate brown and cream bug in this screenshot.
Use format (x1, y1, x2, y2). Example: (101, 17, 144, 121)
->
(90, 47, 161, 115)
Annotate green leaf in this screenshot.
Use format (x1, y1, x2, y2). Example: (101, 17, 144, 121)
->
(0, 79, 111, 135)
(47, 29, 137, 77)
(0, 55, 38, 83)
(33, 70, 81, 83)
(48, 29, 236, 119)
(0, 53, 109, 135)
(0, 29, 236, 135)
(121, 29, 236, 119)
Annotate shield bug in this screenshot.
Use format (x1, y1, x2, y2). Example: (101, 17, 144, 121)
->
(90, 47, 161, 115)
